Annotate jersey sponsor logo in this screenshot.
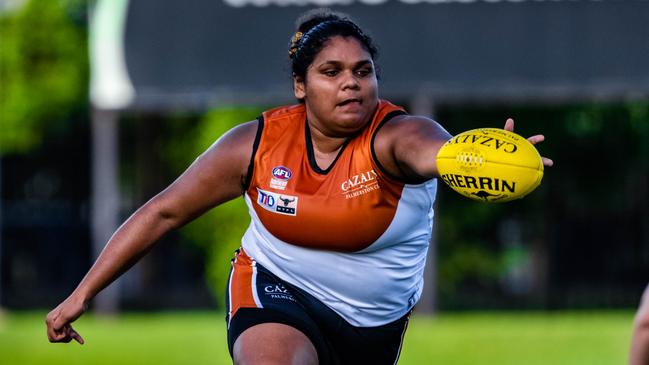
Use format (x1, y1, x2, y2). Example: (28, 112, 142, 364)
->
(263, 283, 296, 302)
(340, 169, 380, 199)
(270, 166, 292, 190)
(257, 188, 298, 216)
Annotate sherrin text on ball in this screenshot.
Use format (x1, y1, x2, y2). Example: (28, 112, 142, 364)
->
(436, 128, 544, 203)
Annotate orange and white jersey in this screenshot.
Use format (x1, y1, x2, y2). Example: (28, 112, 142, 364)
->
(241, 100, 437, 327)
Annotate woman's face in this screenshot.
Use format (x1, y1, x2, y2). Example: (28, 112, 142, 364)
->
(294, 36, 379, 137)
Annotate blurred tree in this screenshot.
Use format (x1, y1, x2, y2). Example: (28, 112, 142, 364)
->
(0, 0, 88, 155)
(0, 0, 88, 309)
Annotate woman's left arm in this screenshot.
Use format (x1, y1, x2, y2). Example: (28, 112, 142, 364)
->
(373, 115, 451, 182)
(374, 116, 552, 183)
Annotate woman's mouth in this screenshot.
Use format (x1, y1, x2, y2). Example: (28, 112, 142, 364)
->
(337, 98, 362, 107)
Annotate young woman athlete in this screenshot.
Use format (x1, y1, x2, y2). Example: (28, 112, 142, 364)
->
(46, 9, 553, 365)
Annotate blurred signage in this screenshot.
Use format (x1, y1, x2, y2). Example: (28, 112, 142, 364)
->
(222, 0, 607, 7)
(99, 0, 649, 110)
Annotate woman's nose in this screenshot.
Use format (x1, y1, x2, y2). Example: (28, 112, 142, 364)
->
(341, 71, 360, 90)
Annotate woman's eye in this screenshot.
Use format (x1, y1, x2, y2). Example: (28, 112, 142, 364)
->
(356, 68, 372, 77)
(323, 70, 338, 77)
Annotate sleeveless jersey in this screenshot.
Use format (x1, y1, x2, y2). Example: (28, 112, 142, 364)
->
(240, 100, 437, 327)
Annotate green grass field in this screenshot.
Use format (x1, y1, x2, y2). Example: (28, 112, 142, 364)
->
(0, 310, 633, 365)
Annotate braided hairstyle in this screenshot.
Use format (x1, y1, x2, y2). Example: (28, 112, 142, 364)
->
(288, 9, 379, 82)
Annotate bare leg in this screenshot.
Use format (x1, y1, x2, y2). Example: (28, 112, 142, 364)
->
(233, 323, 318, 365)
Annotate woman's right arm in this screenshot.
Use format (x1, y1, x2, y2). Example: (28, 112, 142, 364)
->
(45, 120, 259, 344)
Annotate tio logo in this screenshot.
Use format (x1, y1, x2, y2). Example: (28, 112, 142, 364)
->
(258, 190, 276, 207)
(256, 188, 298, 216)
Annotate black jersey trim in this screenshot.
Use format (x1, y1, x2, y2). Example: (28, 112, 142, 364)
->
(370, 110, 410, 182)
(242, 116, 264, 191)
(304, 120, 352, 175)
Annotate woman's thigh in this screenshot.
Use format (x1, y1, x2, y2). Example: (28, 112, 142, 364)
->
(233, 322, 318, 365)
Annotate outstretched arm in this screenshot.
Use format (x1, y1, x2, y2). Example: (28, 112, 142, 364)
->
(45, 120, 259, 344)
(373, 115, 452, 182)
(374, 116, 552, 183)
(630, 284, 649, 365)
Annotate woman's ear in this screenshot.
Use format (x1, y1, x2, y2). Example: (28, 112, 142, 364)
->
(293, 75, 306, 100)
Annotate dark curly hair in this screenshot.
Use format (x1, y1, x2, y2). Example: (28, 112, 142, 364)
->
(289, 9, 379, 82)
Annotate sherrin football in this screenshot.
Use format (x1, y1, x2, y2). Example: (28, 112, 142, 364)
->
(436, 128, 544, 203)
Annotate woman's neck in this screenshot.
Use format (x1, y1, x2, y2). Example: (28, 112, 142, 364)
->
(306, 118, 348, 171)
(308, 124, 346, 154)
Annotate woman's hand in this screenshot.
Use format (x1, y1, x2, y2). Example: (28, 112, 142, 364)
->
(45, 294, 87, 344)
(504, 118, 554, 168)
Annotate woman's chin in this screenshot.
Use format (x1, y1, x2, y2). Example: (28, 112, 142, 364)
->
(334, 115, 371, 135)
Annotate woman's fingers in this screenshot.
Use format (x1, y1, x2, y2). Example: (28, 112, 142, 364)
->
(47, 324, 84, 344)
(68, 326, 85, 345)
(45, 306, 84, 344)
(542, 157, 554, 167)
(503, 118, 552, 167)
(525, 135, 553, 167)
(527, 134, 545, 145)
(46, 311, 62, 342)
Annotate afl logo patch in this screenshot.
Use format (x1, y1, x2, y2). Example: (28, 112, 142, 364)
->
(272, 166, 292, 180)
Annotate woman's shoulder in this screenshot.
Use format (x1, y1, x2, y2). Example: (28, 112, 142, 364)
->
(375, 99, 407, 119)
(375, 112, 447, 155)
(262, 103, 306, 122)
(378, 106, 437, 132)
(372, 107, 451, 183)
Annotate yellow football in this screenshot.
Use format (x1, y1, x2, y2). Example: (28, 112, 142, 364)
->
(436, 128, 544, 203)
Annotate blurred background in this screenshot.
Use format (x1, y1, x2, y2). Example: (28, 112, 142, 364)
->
(1, 0, 648, 364)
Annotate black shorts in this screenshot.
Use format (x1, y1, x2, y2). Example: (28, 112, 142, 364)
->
(225, 249, 410, 365)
